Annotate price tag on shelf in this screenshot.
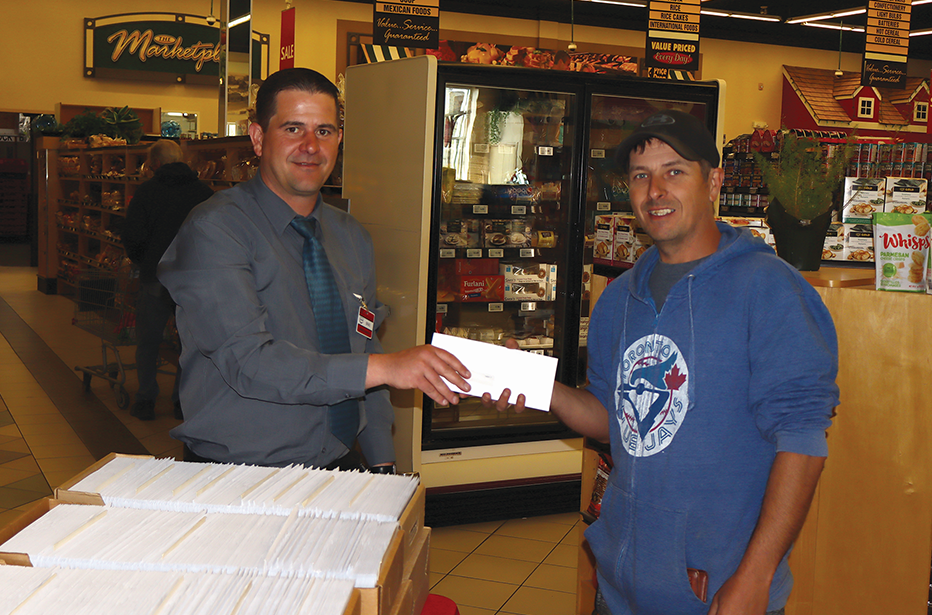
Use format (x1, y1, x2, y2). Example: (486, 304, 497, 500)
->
(436, 304, 448, 314)
(591, 149, 606, 159)
(538, 146, 554, 156)
(529, 349, 545, 355)
(466, 249, 482, 258)
(474, 143, 490, 153)
(439, 249, 455, 258)
(519, 248, 534, 258)
(520, 302, 537, 312)
(511, 205, 526, 215)
(488, 248, 504, 258)
(473, 205, 489, 215)
(596, 201, 611, 211)
(488, 303, 503, 313)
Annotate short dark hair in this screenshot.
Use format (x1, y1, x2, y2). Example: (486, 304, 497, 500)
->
(630, 137, 713, 178)
(254, 68, 341, 131)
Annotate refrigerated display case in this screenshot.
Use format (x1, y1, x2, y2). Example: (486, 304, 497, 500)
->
(343, 56, 723, 522)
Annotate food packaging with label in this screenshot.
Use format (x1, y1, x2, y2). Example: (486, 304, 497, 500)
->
(873, 212, 931, 292)
(883, 177, 928, 215)
(844, 223, 874, 263)
(456, 275, 505, 302)
(842, 177, 886, 223)
(482, 219, 533, 248)
(440, 219, 480, 248)
(593, 215, 614, 265)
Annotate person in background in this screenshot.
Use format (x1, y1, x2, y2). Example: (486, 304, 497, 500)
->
(159, 68, 469, 473)
(488, 110, 839, 615)
(123, 139, 213, 421)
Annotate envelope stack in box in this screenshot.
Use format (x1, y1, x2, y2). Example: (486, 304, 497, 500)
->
(0, 454, 431, 615)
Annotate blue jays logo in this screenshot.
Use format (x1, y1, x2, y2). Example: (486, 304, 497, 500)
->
(615, 334, 689, 457)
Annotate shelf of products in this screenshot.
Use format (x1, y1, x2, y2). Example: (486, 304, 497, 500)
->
(37, 137, 256, 293)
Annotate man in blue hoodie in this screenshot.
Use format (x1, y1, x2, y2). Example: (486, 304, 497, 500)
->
(490, 110, 838, 615)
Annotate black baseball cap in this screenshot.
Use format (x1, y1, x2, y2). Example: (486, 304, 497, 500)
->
(615, 109, 720, 172)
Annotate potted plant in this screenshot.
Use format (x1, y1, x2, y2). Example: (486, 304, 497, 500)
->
(754, 131, 852, 270)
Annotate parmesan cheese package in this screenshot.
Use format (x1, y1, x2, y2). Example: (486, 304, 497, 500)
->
(872, 212, 932, 292)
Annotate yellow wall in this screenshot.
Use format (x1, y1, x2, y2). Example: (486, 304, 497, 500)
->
(3, 1, 930, 140)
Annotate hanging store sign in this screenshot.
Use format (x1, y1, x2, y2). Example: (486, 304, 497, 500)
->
(862, 0, 911, 89)
(645, 0, 701, 73)
(372, 0, 439, 49)
(84, 13, 270, 85)
(280, 6, 295, 70)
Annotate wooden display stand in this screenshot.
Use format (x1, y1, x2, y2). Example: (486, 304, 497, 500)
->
(35, 137, 255, 294)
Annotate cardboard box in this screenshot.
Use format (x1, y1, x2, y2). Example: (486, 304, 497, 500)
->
(883, 177, 928, 215)
(500, 263, 556, 283)
(504, 281, 554, 301)
(481, 220, 532, 248)
(593, 215, 613, 265)
(56, 452, 153, 504)
(403, 527, 430, 615)
(454, 258, 499, 276)
(842, 177, 886, 223)
(613, 215, 636, 265)
(388, 580, 414, 615)
(844, 223, 874, 263)
(822, 223, 845, 262)
(439, 219, 480, 249)
(455, 275, 504, 302)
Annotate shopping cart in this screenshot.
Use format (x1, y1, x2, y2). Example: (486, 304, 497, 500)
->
(71, 268, 177, 409)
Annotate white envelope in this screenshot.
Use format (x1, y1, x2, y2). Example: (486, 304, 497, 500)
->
(430, 332, 557, 411)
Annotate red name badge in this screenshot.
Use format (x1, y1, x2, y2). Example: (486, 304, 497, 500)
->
(356, 306, 375, 339)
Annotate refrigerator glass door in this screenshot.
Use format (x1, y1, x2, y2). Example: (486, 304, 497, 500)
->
(577, 96, 711, 386)
(431, 82, 575, 439)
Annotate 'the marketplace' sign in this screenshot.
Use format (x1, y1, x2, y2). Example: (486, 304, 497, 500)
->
(84, 13, 269, 85)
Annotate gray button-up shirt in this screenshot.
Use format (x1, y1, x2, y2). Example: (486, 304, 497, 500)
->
(158, 172, 393, 467)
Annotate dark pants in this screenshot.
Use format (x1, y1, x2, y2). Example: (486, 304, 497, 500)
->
(182, 444, 366, 471)
(135, 282, 179, 404)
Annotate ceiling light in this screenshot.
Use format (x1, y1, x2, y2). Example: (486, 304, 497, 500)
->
(700, 9, 782, 22)
(802, 22, 865, 33)
(228, 14, 251, 28)
(786, 7, 866, 25)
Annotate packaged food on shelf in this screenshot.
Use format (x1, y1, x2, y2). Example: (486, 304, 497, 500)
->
(613, 215, 636, 265)
(439, 219, 480, 249)
(454, 258, 499, 275)
(504, 280, 554, 301)
(844, 223, 874, 263)
(593, 214, 613, 265)
(872, 212, 932, 292)
(455, 275, 505, 302)
(822, 223, 845, 261)
(842, 177, 886, 223)
(530, 230, 556, 248)
(883, 177, 928, 215)
(500, 263, 556, 283)
(481, 219, 532, 248)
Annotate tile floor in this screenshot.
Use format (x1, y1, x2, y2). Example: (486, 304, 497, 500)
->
(0, 253, 583, 615)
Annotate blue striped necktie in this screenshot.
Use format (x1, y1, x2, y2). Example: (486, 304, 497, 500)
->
(290, 216, 359, 449)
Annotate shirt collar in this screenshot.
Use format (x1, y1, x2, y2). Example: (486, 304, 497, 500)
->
(248, 169, 325, 236)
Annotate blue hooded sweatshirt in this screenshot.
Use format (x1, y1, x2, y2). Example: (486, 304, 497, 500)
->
(584, 223, 838, 615)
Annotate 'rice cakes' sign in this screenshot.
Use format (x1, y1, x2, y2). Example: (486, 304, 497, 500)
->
(645, 1, 701, 73)
(373, 0, 439, 49)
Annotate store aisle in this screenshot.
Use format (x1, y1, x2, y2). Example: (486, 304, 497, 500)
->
(0, 264, 583, 615)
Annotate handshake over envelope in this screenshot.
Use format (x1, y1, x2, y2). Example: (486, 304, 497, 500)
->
(431, 333, 558, 411)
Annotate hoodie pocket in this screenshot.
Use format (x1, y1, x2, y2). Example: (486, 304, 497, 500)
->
(585, 481, 707, 615)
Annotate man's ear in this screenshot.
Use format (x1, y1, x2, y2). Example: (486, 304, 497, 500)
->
(247, 122, 264, 158)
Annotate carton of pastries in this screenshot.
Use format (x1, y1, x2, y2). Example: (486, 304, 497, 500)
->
(456, 275, 504, 302)
(842, 177, 886, 224)
(500, 263, 556, 283)
(883, 177, 928, 215)
(504, 281, 555, 301)
(481, 220, 532, 248)
(593, 215, 614, 265)
(844, 223, 874, 263)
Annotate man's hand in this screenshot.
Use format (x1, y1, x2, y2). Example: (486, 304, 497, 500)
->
(479, 339, 527, 413)
(707, 568, 771, 615)
(367, 345, 470, 406)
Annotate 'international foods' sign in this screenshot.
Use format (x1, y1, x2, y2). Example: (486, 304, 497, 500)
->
(373, 0, 439, 49)
(862, 0, 911, 89)
(645, 1, 701, 73)
(84, 13, 269, 85)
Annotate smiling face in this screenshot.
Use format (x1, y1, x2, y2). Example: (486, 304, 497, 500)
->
(248, 88, 342, 216)
(627, 139, 724, 264)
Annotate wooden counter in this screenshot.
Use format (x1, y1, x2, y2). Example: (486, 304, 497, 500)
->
(800, 266, 874, 288)
(787, 283, 932, 615)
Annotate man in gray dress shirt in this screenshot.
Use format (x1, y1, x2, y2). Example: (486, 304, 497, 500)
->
(158, 68, 469, 470)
